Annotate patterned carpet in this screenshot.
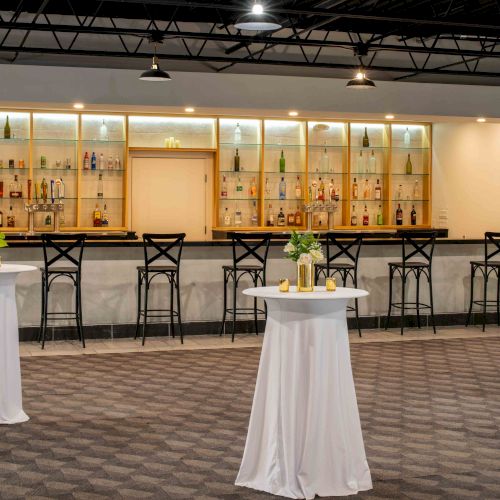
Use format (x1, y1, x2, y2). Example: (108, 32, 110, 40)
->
(1, 338, 500, 499)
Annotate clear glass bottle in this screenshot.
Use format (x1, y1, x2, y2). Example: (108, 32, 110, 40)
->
(102, 204, 109, 227)
(83, 151, 90, 170)
(363, 179, 370, 199)
(311, 178, 318, 201)
(99, 153, 105, 170)
(413, 180, 420, 200)
(352, 177, 358, 200)
(396, 184, 403, 200)
(236, 177, 243, 198)
(9, 174, 22, 198)
(235, 206, 242, 226)
(375, 178, 382, 200)
(356, 150, 364, 172)
(267, 204, 274, 226)
(234, 122, 242, 144)
(97, 173, 104, 198)
(223, 207, 231, 226)
(115, 156, 121, 170)
(351, 205, 357, 226)
(221, 175, 228, 198)
(7, 205, 15, 227)
(404, 127, 411, 147)
(107, 155, 113, 170)
(279, 177, 286, 200)
(99, 119, 108, 141)
(265, 177, 271, 196)
(295, 176, 302, 198)
(369, 150, 377, 173)
(251, 201, 258, 226)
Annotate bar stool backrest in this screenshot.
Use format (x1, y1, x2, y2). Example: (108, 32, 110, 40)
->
(228, 232, 272, 270)
(41, 233, 86, 272)
(324, 232, 363, 267)
(484, 232, 500, 263)
(142, 233, 186, 273)
(400, 231, 437, 266)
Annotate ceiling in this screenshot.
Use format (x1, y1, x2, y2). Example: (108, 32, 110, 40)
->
(2, 0, 500, 85)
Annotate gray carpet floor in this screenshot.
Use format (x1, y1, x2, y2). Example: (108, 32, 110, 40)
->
(2, 337, 500, 499)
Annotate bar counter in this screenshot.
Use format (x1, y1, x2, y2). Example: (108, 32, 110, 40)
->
(1, 227, 488, 341)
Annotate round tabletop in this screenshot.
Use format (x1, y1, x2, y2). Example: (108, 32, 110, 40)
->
(243, 286, 369, 300)
(0, 264, 37, 275)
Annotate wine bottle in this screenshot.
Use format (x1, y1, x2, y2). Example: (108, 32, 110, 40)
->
(413, 180, 420, 200)
(405, 153, 413, 175)
(363, 205, 369, 226)
(234, 148, 240, 172)
(404, 127, 411, 147)
(375, 179, 381, 200)
(411, 205, 417, 225)
(396, 203, 403, 225)
(352, 177, 358, 200)
(0, 208, 3, 227)
(4, 115, 10, 139)
(369, 150, 377, 173)
(279, 150, 285, 173)
(351, 205, 357, 226)
(279, 177, 286, 200)
(100, 119, 108, 141)
(363, 127, 370, 148)
(377, 205, 383, 225)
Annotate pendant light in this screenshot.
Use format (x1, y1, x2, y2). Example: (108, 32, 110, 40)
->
(234, 1, 282, 31)
(139, 42, 171, 81)
(346, 70, 376, 89)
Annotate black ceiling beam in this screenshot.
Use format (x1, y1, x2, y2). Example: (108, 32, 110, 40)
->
(2, 21, 500, 59)
(2, 43, 500, 78)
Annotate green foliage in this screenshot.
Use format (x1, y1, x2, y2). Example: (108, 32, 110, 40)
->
(283, 231, 323, 263)
(0, 233, 8, 249)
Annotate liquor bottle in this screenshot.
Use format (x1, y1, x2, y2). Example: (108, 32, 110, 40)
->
(234, 206, 242, 226)
(362, 205, 369, 226)
(19, 159, 25, 169)
(102, 204, 109, 227)
(234, 122, 241, 144)
(404, 127, 411, 147)
(7, 205, 15, 227)
(375, 178, 382, 200)
(40, 156, 47, 169)
(277, 207, 286, 227)
(413, 180, 420, 200)
(411, 205, 417, 225)
(328, 179, 335, 202)
(50, 179, 55, 203)
(45, 214, 52, 226)
(287, 211, 295, 226)
(311, 178, 318, 201)
(396, 184, 403, 200)
(0, 208, 3, 227)
(8, 159, 14, 169)
(107, 155, 113, 170)
(99, 153, 105, 170)
(250, 177, 257, 197)
(223, 207, 231, 226)
(251, 201, 258, 226)
(4, 115, 10, 139)
(265, 177, 271, 196)
(0, 181, 3, 197)
(369, 150, 377, 173)
(0, 160, 3, 168)
(65, 157, 72, 170)
(377, 205, 383, 225)
(363, 179, 370, 199)
(234, 148, 240, 172)
(334, 181, 340, 202)
(83, 152, 90, 170)
(9, 174, 22, 198)
(318, 178, 325, 202)
(279, 150, 285, 173)
(351, 205, 357, 226)
(396, 203, 403, 225)
(295, 176, 302, 198)
(405, 153, 413, 175)
(97, 173, 104, 198)
(267, 204, 274, 226)
(295, 206, 302, 226)
(99, 119, 108, 141)
(363, 127, 369, 147)
(352, 177, 358, 200)
(93, 204, 102, 227)
(91, 152, 97, 170)
(55, 178, 65, 199)
(115, 156, 121, 170)
(221, 175, 228, 198)
(41, 178, 48, 202)
(356, 150, 364, 172)
(236, 177, 243, 197)
(320, 147, 329, 172)
(279, 177, 286, 200)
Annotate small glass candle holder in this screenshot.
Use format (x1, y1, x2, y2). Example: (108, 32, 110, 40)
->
(279, 278, 290, 292)
(326, 277, 336, 292)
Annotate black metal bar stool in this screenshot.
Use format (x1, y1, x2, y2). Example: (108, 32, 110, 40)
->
(385, 231, 437, 336)
(38, 233, 86, 350)
(135, 233, 186, 346)
(220, 232, 272, 342)
(315, 232, 363, 337)
(465, 232, 500, 331)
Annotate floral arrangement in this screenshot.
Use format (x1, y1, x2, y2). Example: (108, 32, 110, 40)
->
(0, 233, 7, 249)
(284, 231, 323, 264)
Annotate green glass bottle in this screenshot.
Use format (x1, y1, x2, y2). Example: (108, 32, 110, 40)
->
(279, 150, 285, 173)
(405, 154, 413, 175)
(362, 127, 369, 148)
(4, 115, 10, 139)
(377, 205, 383, 225)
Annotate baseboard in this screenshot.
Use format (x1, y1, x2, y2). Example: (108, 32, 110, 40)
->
(19, 311, 498, 342)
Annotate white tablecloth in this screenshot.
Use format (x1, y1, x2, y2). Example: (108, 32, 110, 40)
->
(0, 264, 36, 424)
(235, 286, 372, 499)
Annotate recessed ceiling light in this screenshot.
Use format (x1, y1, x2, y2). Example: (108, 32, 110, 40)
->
(288, 111, 299, 117)
(185, 107, 195, 113)
(477, 117, 486, 123)
(73, 103, 84, 109)
(385, 114, 395, 120)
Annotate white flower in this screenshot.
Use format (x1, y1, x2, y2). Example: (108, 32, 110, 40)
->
(298, 253, 312, 265)
(284, 242, 295, 253)
(310, 249, 324, 263)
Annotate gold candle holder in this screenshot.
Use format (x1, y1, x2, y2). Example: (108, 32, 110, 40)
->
(279, 278, 290, 292)
(326, 277, 336, 292)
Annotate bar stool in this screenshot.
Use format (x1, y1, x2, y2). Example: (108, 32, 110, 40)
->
(465, 232, 500, 331)
(220, 232, 272, 342)
(135, 233, 185, 346)
(385, 231, 437, 335)
(315, 232, 363, 337)
(38, 233, 86, 350)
